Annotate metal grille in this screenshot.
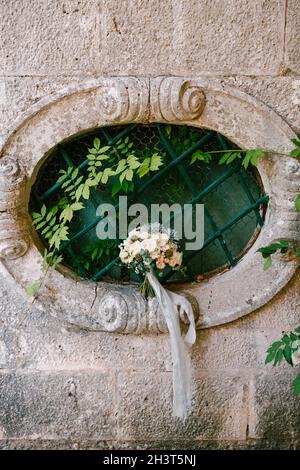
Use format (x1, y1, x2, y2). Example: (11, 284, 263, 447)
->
(30, 124, 268, 283)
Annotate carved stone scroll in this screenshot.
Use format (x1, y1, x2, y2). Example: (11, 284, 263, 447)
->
(151, 77, 206, 122)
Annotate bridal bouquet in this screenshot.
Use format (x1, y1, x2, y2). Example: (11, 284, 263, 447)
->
(119, 224, 183, 296)
(119, 224, 196, 419)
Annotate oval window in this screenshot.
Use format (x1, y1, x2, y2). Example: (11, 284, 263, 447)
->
(30, 124, 268, 283)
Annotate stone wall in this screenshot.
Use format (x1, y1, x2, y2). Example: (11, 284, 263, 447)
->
(0, 0, 299, 450)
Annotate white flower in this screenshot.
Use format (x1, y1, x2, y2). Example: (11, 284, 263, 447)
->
(120, 223, 183, 272)
(151, 233, 161, 241)
(159, 232, 169, 241)
(141, 238, 157, 253)
(130, 240, 142, 256)
(128, 228, 140, 239)
(139, 231, 149, 240)
(120, 250, 129, 263)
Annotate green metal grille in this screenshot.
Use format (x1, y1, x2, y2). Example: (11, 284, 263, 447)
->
(30, 124, 268, 283)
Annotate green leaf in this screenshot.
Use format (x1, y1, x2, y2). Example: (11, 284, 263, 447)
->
(41, 205, 47, 217)
(96, 154, 109, 161)
(127, 155, 140, 170)
(283, 345, 293, 365)
(49, 226, 69, 250)
(282, 334, 291, 345)
(265, 351, 277, 364)
(257, 243, 282, 256)
(115, 159, 127, 175)
(119, 170, 127, 183)
(35, 220, 47, 230)
(61, 180, 71, 189)
(125, 169, 133, 181)
(290, 148, 300, 158)
(71, 202, 84, 211)
(290, 138, 300, 158)
(128, 181, 135, 192)
(295, 194, 300, 211)
(292, 373, 300, 396)
(112, 180, 121, 197)
(82, 184, 90, 200)
(31, 212, 42, 219)
(101, 168, 115, 184)
(72, 168, 79, 179)
(291, 138, 300, 147)
(93, 137, 100, 150)
(41, 226, 52, 236)
(263, 256, 272, 271)
(75, 184, 84, 201)
(56, 173, 67, 184)
(150, 153, 164, 171)
(274, 348, 284, 365)
(98, 146, 110, 154)
(226, 152, 240, 165)
(191, 149, 211, 165)
(137, 158, 150, 177)
(26, 279, 43, 297)
(242, 151, 252, 169)
(165, 125, 172, 137)
(60, 206, 73, 223)
(219, 151, 241, 166)
(122, 179, 129, 192)
(250, 148, 264, 167)
(267, 341, 280, 351)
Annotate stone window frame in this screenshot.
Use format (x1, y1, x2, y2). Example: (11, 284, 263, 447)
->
(0, 76, 298, 333)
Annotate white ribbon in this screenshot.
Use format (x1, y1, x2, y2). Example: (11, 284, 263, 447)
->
(146, 272, 196, 419)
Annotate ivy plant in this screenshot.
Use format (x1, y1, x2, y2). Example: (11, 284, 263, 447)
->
(28, 134, 165, 296)
(29, 127, 297, 307)
(265, 327, 300, 396)
(257, 137, 300, 396)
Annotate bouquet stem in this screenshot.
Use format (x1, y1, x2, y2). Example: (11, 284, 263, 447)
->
(139, 275, 156, 298)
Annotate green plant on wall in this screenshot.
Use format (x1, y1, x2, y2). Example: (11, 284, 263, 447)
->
(28, 126, 280, 299)
(256, 137, 300, 396)
(28, 127, 268, 298)
(28, 125, 300, 395)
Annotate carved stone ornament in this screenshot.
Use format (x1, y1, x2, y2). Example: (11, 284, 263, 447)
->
(151, 77, 206, 122)
(0, 76, 298, 333)
(0, 157, 27, 211)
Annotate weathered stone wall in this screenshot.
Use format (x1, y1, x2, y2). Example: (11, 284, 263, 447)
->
(0, 0, 299, 449)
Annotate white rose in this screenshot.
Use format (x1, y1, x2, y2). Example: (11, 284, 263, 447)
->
(130, 240, 142, 256)
(151, 233, 161, 241)
(139, 231, 149, 240)
(120, 250, 129, 263)
(141, 238, 157, 253)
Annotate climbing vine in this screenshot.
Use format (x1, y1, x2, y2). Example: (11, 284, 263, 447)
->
(256, 136, 300, 396)
(29, 127, 299, 328)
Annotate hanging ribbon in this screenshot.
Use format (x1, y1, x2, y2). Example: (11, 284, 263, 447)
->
(146, 272, 196, 419)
